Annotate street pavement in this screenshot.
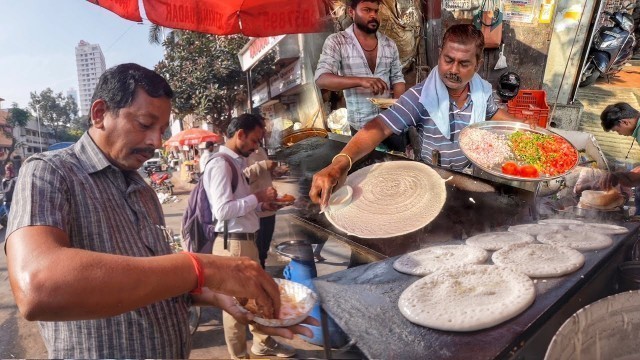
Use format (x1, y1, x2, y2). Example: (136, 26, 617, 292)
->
(0, 174, 355, 359)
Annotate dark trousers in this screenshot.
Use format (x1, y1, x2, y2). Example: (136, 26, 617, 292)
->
(256, 215, 276, 268)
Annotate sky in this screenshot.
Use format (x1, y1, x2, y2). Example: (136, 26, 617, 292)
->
(0, 1, 165, 110)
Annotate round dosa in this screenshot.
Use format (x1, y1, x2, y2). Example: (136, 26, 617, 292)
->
(465, 231, 535, 251)
(538, 219, 584, 226)
(398, 265, 535, 331)
(508, 223, 568, 236)
(393, 245, 489, 276)
(569, 223, 629, 235)
(492, 244, 585, 278)
(324, 161, 446, 238)
(537, 230, 613, 251)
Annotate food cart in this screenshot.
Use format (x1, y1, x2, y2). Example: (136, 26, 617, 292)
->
(275, 134, 639, 359)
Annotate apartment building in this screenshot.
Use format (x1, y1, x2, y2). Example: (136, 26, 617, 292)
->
(75, 40, 106, 116)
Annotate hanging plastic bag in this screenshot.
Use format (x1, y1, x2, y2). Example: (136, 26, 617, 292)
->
(495, 44, 508, 69)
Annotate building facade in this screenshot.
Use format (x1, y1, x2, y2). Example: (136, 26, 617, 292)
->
(0, 99, 13, 162)
(12, 118, 54, 159)
(75, 40, 106, 116)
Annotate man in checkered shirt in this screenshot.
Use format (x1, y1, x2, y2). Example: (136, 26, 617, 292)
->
(315, 0, 406, 150)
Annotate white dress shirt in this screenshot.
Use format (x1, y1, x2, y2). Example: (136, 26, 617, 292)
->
(203, 145, 260, 233)
(199, 149, 214, 173)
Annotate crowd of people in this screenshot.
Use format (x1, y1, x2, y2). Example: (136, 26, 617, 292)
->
(5, 1, 640, 359)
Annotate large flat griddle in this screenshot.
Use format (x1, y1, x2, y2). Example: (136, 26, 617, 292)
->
(279, 137, 536, 260)
(313, 224, 640, 359)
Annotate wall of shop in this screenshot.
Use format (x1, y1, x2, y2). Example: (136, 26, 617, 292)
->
(431, 0, 555, 90)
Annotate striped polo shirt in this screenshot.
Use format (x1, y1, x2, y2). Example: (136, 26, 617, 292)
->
(7, 133, 191, 359)
(379, 80, 499, 170)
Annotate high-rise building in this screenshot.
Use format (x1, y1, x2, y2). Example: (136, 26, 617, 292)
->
(67, 88, 78, 105)
(75, 40, 106, 116)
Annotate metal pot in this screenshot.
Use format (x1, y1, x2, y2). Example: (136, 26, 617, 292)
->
(281, 128, 328, 148)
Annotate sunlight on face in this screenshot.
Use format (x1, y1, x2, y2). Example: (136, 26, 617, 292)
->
(438, 41, 480, 91)
(238, 127, 265, 157)
(99, 89, 171, 171)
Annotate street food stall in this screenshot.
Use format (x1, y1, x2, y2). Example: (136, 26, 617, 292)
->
(274, 127, 640, 359)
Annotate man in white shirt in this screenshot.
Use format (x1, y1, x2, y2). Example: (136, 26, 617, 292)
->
(199, 141, 215, 173)
(204, 114, 296, 359)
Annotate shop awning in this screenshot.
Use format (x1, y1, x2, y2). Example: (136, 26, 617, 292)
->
(164, 128, 223, 147)
(87, 0, 327, 37)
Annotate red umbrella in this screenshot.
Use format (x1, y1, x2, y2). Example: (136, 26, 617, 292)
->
(87, 0, 328, 37)
(164, 128, 223, 147)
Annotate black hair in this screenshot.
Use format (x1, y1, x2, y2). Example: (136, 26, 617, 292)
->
(349, 0, 380, 9)
(442, 24, 485, 62)
(601, 102, 640, 131)
(226, 113, 265, 138)
(205, 141, 215, 148)
(88, 63, 173, 126)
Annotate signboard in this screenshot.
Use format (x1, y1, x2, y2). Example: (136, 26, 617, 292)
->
(444, 0, 475, 10)
(252, 82, 270, 107)
(238, 35, 286, 71)
(503, 0, 536, 23)
(270, 60, 303, 97)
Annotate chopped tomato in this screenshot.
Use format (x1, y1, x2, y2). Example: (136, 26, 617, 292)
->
(508, 132, 578, 177)
(519, 164, 539, 178)
(501, 162, 520, 176)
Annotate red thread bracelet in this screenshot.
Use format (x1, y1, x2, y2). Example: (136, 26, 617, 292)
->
(183, 252, 204, 295)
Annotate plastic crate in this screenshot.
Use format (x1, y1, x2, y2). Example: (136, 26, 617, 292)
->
(506, 90, 550, 128)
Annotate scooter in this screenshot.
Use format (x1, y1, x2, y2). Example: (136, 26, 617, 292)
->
(145, 166, 174, 195)
(580, 6, 636, 87)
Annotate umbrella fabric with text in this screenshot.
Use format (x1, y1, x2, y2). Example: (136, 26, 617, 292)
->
(164, 128, 223, 147)
(87, 0, 328, 37)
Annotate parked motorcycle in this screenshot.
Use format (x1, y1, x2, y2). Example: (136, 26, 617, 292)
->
(580, 6, 637, 87)
(145, 166, 174, 195)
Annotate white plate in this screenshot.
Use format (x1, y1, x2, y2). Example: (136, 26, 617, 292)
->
(251, 278, 317, 327)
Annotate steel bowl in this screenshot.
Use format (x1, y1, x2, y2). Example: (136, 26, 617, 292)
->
(459, 121, 580, 182)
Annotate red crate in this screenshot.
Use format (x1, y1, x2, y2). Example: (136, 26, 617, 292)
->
(506, 90, 549, 128)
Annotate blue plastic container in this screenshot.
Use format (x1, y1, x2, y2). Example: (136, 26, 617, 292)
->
(277, 241, 348, 348)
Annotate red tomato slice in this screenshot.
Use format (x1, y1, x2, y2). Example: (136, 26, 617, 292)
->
(501, 162, 520, 176)
(519, 164, 539, 178)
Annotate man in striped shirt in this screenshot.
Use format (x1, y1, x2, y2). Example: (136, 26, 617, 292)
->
(5, 64, 314, 359)
(310, 24, 532, 206)
(315, 0, 406, 150)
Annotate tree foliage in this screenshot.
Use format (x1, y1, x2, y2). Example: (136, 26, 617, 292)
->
(154, 30, 275, 133)
(2, 103, 30, 169)
(29, 88, 79, 142)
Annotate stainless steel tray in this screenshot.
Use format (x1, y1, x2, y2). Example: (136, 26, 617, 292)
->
(459, 121, 579, 182)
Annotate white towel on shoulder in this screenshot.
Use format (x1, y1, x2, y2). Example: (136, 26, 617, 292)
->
(418, 66, 493, 139)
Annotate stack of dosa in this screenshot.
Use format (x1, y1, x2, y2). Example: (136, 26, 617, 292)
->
(578, 189, 624, 211)
(369, 98, 397, 109)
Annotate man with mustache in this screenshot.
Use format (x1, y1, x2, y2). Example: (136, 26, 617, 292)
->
(310, 24, 530, 206)
(5, 64, 315, 359)
(315, 0, 406, 151)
